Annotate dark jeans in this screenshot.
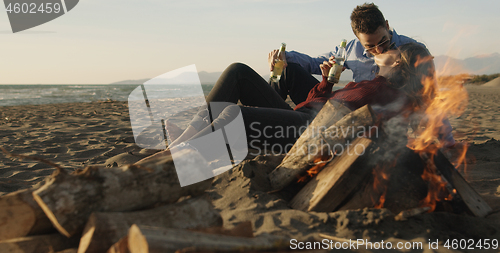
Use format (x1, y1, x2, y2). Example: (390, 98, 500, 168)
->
(270, 62, 320, 105)
(189, 63, 316, 152)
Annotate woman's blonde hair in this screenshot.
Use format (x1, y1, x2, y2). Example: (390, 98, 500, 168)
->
(387, 43, 436, 111)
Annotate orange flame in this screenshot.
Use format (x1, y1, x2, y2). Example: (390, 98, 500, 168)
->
(418, 153, 453, 212)
(408, 72, 469, 152)
(404, 58, 470, 212)
(371, 160, 393, 209)
(452, 142, 469, 175)
(297, 154, 332, 183)
(374, 193, 386, 209)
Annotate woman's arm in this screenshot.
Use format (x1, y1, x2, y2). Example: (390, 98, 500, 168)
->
(303, 57, 337, 100)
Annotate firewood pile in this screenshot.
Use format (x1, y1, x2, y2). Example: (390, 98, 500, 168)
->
(269, 101, 491, 217)
(0, 100, 492, 253)
(0, 149, 287, 253)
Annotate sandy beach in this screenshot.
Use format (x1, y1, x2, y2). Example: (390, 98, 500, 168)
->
(1, 85, 500, 251)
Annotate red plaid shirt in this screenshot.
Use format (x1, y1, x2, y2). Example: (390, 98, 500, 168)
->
(294, 76, 410, 117)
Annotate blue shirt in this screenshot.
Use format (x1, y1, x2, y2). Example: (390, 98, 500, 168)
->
(286, 29, 423, 82)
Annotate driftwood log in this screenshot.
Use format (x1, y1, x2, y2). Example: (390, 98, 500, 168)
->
(0, 188, 54, 240)
(289, 138, 374, 212)
(33, 148, 213, 238)
(108, 225, 286, 253)
(107, 222, 254, 253)
(0, 233, 79, 253)
(269, 104, 376, 190)
(77, 196, 222, 253)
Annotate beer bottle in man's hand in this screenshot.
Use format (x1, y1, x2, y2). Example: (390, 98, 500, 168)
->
(327, 39, 347, 84)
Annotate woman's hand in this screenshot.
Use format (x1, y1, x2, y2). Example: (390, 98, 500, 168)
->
(320, 56, 336, 77)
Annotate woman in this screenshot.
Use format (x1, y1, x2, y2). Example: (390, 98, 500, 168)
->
(137, 43, 434, 163)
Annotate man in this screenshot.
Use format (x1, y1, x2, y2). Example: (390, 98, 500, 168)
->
(269, 3, 422, 102)
(269, 2, 455, 147)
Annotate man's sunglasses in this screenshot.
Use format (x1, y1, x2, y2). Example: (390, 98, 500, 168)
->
(365, 40, 395, 53)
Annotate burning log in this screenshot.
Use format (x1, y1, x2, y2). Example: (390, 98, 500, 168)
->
(0, 188, 54, 240)
(32, 148, 213, 238)
(288, 132, 489, 216)
(337, 147, 428, 214)
(289, 137, 374, 212)
(0, 233, 79, 253)
(107, 224, 286, 253)
(269, 104, 376, 190)
(431, 151, 492, 217)
(77, 196, 222, 253)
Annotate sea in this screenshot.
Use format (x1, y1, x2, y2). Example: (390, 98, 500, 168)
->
(0, 84, 215, 107)
(0, 83, 344, 107)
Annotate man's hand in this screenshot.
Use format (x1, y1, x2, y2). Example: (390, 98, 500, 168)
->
(268, 49, 287, 71)
(320, 56, 336, 77)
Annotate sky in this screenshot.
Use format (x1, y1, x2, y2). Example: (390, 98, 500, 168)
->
(0, 0, 499, 84)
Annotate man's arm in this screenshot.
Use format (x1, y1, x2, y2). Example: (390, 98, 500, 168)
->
(285, 47, 339, 75)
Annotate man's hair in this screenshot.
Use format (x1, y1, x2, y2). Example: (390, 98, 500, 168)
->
(350, 3, 386, 35)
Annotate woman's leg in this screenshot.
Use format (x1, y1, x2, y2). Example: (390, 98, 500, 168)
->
(189, 105, 314, 155)
(240, 106, 314, 154)
(207, 63, 292, 110)
(137, 105, 314, 165)
(137, 63, 305, 164)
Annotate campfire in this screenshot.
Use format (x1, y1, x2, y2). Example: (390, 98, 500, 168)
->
(269, 65, 492, 217)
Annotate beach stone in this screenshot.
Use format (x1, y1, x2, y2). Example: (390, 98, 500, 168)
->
(496, 185, 500, 196)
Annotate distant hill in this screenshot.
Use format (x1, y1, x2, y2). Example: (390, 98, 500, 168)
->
(435, 53, 500, 76)
(198, 71, 223, 84)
